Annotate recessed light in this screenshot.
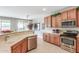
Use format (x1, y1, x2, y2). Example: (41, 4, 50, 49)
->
(42, 8, 47, 11)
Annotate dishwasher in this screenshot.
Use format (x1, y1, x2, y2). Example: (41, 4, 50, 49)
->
(28, 36, 37, 51)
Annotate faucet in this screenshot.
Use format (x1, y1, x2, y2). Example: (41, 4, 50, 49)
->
(5, 35, 10, 41)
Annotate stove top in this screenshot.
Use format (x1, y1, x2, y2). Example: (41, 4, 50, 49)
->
(60, 32, 78, 39)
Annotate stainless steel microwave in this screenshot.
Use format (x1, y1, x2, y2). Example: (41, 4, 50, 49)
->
(61, 20, 76, 28)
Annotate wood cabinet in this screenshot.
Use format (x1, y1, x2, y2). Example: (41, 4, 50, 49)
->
(11, 38, 28, 53)
(52, 16, 56, 28)
(77, 41, 79, 52)
(61, 11, 68, 20)
(50, 34, 60, 46)
(11, 44, 21, 53)
(44, 16, 52, 27)
(54, 35, 60, 46)
(50, 34, 55, 44)
(43, 33, 50, 42)
(47, 16, 52, 27)
(21, 39, 28, 53)
(43, 33, 60, 46)
(44, 17, 48, 27)
(77, 9, 79, 27)
(55, 15, 62, 27)
(68, 9, 77, 20)
(43, 33, 46, 41)
(44, 7, 79, 28)
(76, 37, 79, 53)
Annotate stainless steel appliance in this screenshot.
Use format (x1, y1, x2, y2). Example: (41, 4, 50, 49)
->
(60, 31, 78, 52)
(61, 37, 76, 52)
(28, 36, 37, 51)
(61, 20, 76, 28)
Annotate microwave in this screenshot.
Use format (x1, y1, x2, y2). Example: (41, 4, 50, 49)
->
(61, 20, 76, 28)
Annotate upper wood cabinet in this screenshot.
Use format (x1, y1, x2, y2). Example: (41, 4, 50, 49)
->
(55, 15, 62, 27)
(44, 16, 52, 27)
(68, 9, 77, 20)
(44, 7, 79, 28)
(52, 16, 56, 28)
(44, 17, 48, 27)
(61, 11, 68, 20)
(47, 16, 52, 27)
(77, 10, 79, 27)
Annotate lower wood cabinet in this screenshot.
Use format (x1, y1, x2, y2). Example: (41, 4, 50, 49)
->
(21, 39, 28, 53)
(54, 35, 60, 46)
(77, 41, 79, 52)
(43, 33, 60, 46)
(43, 33, 50, 42)
(76, 37, 79, 53)
(43, 33, 46, 41)
(11, 38, 28, 53)
(11, 44, 21, 53)
(50, 35, 55, 44)
(11, 36, 37, 53)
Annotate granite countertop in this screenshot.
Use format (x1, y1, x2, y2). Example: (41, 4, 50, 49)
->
(6, 34, 36, 46)
(0, 31, 36, 53)
(43, 32, 62, 36)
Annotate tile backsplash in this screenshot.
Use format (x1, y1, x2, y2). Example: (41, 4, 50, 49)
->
(44, 27, 79, 33)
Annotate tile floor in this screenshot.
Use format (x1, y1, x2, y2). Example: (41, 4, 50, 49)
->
(28, 37, 69, 53)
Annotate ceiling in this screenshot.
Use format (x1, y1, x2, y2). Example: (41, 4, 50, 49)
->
(0, 6, 69, 19)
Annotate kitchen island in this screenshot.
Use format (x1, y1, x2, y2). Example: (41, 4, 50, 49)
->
(0, 31, 37, 53)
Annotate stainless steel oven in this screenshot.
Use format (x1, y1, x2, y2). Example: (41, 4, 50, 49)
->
(60, 36, 76, 52)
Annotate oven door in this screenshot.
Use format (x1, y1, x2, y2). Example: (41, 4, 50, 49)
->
(61, 37, 74, 46)
(60, 36, 76, 52)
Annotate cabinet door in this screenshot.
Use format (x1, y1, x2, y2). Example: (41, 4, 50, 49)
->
(44, 17, 48, 27)
(52, 16, 56, 27)
(21, 39, 28, 53)
(77, 37, 79, 53)
(11, 43, 21, 53)
(77, 10, 79, 27)
(61, 11, 68, 20)
(54, 36, 60, 46)
(68, 9, 77, 20)
(47, 16, 52, 27)
(13, 45, 21, 53)
(11, 39, 28, 53)
(55, 15, 61, 27)
(43, 33, 46, 41)
(43, 33, 47, 41)
(46, 33, 50, 42)
(50, 35, 54, 44)
(77, 40, 79, 52)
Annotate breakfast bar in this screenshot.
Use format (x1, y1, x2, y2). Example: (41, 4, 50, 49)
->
(0, 31, 37, 53)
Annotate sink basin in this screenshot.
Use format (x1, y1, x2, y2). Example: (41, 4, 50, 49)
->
(6, 36, 17, 43)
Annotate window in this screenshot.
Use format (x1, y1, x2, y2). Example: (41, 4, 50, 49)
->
(17, 20, 24, 31)
(1, 20, 11, 30)
(17, 20, 29, 31)
(24, 21, 29, 30)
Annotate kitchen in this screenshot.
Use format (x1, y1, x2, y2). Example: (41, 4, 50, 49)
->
(43, 6, 79, 53)
(0, 6, 79, 53)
